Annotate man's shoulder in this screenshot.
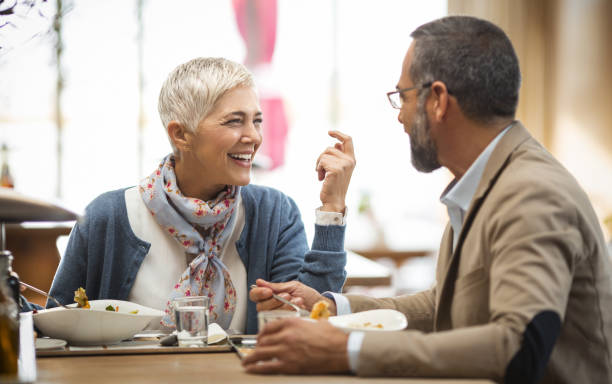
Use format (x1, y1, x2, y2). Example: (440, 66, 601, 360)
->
(503, 138, 580, 194)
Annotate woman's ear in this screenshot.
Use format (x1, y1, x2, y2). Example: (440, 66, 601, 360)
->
(167, 121, 191, 153)
(430, 81, 450, 123)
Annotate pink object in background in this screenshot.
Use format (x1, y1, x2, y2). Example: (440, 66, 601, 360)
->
(233, 0, 288, 170)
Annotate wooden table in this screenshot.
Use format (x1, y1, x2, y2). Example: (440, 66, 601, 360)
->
(349, 248, 433, 268)
(344, 250, 392, 287)
(16, 312, 492, 384)
(35, 353, 494, 384)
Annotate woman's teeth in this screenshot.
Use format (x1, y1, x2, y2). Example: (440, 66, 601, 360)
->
(229, 153, 252, 161)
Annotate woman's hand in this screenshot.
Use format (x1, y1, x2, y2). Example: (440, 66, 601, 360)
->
(249, 279, 337, 315)
(316, 131, 355, 213)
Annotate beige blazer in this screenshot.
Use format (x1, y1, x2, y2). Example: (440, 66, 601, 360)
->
(347, 122, 612, 383)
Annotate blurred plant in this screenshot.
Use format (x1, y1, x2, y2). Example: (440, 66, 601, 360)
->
(357, 190, 387, 249)
(0, 0, 61, 57)
(605, 214, 612, 238)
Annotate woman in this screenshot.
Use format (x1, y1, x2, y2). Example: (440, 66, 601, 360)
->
(46, 57, 355, 333)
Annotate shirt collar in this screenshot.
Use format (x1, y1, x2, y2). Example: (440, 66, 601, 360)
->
(440, 124, 512, 212)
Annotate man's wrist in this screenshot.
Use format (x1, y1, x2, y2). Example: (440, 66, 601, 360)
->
(324, 296, 337, 316)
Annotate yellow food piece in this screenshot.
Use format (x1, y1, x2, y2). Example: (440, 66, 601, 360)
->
(73, 287, 90, 309)
(310, 300, 331, 320)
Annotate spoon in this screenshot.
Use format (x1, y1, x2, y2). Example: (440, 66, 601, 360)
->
(249, 284, 309, 317)
(19, 281, 74, 310)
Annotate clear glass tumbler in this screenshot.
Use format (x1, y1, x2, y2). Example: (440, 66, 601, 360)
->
(176, 305, 208, 347)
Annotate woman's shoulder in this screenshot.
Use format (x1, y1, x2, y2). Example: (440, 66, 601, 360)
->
(241, 184, 286, 201)
(83, 187, 132, 221)
(241, 184, 297, 211)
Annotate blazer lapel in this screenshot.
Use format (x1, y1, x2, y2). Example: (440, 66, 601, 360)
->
(434, 121, 533, 331)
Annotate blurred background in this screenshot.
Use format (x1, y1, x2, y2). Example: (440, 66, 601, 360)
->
(1, 0, 611, 300)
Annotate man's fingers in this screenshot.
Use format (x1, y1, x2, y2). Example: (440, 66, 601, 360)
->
(242, 345, 284, 366)
(243, 359, 285, 374)
(255, 279, 298, 294)
(258, 317, 294, 337)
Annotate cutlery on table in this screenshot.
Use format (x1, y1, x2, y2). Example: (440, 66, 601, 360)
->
(19, 281, 73, 310)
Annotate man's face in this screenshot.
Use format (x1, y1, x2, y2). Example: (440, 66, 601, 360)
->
(397, 44, 441, 173)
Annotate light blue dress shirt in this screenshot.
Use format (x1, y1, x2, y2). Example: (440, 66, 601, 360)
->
(329, 124, 512, 373)
(440, 124, 511, 250)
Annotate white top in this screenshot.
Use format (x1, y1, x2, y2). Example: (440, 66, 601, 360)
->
(124, 186, 346, 332)
(125, 186, 247, 332)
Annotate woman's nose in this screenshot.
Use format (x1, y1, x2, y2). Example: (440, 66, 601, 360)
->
(241, 122, 262, 144)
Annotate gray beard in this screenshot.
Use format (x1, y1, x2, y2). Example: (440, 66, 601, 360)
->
(409, 103, 441, 173)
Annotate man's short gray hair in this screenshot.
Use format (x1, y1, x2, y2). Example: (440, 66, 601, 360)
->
(158, 57, 255, 148)
(410, 16, 521, 123)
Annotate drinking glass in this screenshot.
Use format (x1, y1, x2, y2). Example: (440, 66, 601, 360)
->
(176, 306, 208, 347)
(257, 310, 299, 333)
(172, 296, 208, 332)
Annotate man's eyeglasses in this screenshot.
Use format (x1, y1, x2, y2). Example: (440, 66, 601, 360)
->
(386, 82, 432, 109)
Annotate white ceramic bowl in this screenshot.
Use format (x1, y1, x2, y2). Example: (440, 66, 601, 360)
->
(328, 309, 407, 332)
(33, 300, 164, 346)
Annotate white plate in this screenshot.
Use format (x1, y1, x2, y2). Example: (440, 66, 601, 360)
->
(33, 300, 164, 346)
(35, 338, 67, 351)
(328, 309, 407, 332)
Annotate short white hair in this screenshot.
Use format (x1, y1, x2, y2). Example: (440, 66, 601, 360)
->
(158, 57, 255, 151)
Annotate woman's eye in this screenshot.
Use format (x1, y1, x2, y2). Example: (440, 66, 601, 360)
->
(253, 118, 263, 125)
(223, 119, 242, 125)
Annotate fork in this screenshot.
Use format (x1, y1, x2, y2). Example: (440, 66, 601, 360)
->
(19, 281, 74, 310)
(249, 284, 310, 317)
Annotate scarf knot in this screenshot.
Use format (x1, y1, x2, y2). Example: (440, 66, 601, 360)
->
(139, 154, 239, 329)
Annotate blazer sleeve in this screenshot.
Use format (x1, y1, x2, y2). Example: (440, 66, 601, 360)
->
(354, 181, 579, 381)
(268, 194, 346, 293)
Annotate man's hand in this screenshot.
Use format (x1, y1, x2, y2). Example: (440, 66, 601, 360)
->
(316, 131, 355, 213)
(249, 279, 337, 315)
(242, 317, 350, 374)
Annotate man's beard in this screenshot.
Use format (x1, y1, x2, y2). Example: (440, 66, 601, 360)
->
(409, 100, 441, 173)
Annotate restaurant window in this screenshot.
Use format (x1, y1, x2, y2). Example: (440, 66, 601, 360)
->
(0, 0, 448, 255)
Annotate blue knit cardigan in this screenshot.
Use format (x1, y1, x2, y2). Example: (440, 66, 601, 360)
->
(46, 184, 347, 333)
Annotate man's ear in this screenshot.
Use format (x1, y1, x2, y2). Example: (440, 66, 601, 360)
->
(167, 121, 191, 153)
(430, 81, 450, 123)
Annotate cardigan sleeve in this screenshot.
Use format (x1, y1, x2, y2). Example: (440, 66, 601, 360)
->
(47, 219, 89, 307)
(268, 193, 346, 293)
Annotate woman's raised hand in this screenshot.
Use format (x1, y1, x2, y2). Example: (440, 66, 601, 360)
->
(316, 131, 355, 213)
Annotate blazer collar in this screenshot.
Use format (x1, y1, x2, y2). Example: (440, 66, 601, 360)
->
(468, 121, 531, 212)
(435, 121, 532, 330)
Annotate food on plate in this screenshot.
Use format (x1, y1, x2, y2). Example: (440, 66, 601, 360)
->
(348, 321, 384, 329)
(73, 287, 90, 308)
(310, 300, 331, 320)
(104, 304, 138, 314)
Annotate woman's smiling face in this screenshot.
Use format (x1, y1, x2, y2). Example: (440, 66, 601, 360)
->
(184, 86, 263, 193)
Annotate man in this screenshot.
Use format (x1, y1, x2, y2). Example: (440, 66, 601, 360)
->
(244, 16, 612, 383)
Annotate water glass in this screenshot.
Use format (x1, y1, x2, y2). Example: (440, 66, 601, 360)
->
(176, 306, 208, 347)
(257, 310, 299, 333)
(172, 296, 209, 331)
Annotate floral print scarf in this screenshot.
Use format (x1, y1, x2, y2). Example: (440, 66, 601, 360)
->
(139, 154, 238, 329)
